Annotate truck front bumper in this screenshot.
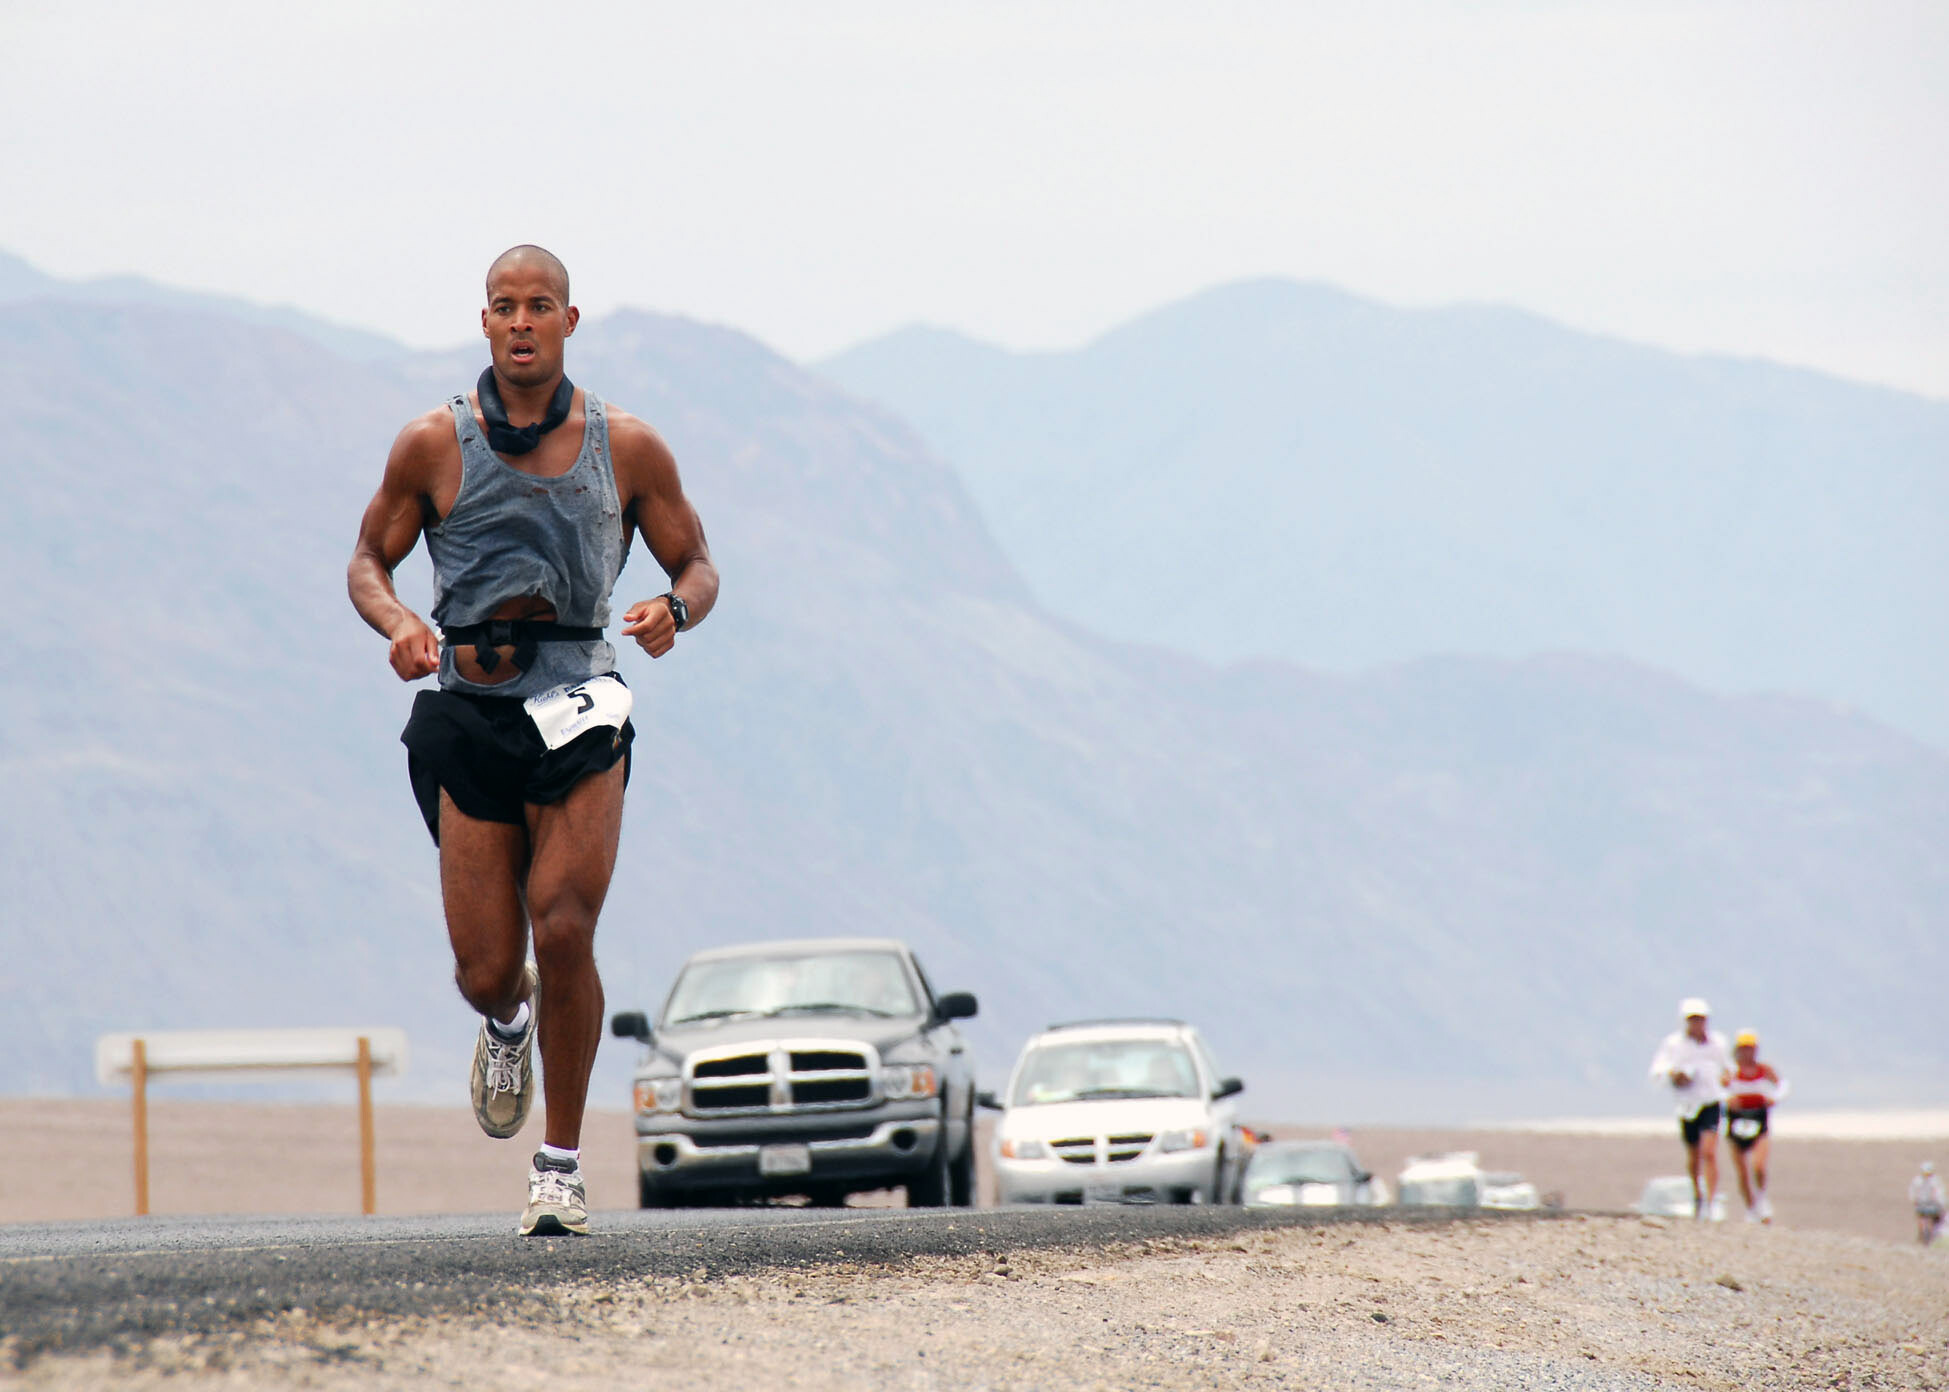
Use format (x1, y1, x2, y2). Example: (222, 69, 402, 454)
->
(636, 1115, 943, 1191)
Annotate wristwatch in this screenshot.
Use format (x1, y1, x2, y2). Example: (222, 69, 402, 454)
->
(662, 592, 690, 632)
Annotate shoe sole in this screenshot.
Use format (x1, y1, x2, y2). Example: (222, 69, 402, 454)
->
(520, 1212, 590, 1237)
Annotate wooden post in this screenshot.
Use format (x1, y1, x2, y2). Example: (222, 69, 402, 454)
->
(356, 1034, 376, 1216)
(131, 1037, 150, 1217)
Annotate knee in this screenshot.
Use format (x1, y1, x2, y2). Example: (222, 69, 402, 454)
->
(530, 901, 598, 967)
(453, 956, 526, 1014)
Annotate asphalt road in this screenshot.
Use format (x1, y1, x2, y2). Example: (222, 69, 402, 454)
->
(0, 1204, 1525, 1361)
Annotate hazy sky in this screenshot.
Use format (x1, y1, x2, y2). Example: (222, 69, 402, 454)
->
(3, 1, 1944, 395)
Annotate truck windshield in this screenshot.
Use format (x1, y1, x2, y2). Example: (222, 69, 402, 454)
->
(1399, 1176, 1479, 1206)
(1244, 1147, 1351, 1188)
(664, 951, 920, 1024)
(1010, 1039, 1200, 1105)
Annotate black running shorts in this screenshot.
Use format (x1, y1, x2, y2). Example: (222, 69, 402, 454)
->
(1725, 1106, 1770, 1150)
(400, 683, 634, 845)
(1680, 1102, 1723, 1147)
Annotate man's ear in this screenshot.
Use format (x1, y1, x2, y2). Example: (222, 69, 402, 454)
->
(565, 305, 579, 336)
(481, 307, 491, 337)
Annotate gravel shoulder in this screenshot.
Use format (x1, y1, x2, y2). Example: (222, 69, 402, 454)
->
(10, 1216, 1944, 1391)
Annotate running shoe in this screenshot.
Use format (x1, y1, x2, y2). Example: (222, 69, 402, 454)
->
(470, 962, 538, 1139)
(520, 1151, 589, 1236)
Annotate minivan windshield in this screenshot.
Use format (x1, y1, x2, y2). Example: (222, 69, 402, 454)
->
(663, 951, 919, 1024)
(1010, 1039, 1201, 1106)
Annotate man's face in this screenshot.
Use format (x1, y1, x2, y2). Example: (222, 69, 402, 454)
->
(481, 261, 577, 389)
(1686, 1014, 1708, 1042)
(1734, 1043, 1755, 1066)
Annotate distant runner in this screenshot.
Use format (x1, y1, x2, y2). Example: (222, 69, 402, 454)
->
(1724, 1029, 1786, 1224)
(348, 245, 718, 1235)
(1912, 1162, 1945, 1246)
(1648, 997, 1732, 1220)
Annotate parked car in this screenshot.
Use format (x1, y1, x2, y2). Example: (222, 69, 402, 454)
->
(609, 937, 979, 1208)
(1396, 1152, 1485, 1208)
(1634, 1174, 1699, 1218)
(1242, 1140, 1389, 1208)
(984, 1019, 1245, 1205)
(1396, 1152, 1541, 1210)
(1479, 1171, 1542, 1210)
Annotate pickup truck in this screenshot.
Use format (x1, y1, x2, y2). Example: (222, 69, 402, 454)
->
(609, 937, 980, 1207)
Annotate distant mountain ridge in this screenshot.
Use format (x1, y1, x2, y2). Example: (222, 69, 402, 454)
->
(0, 249, 408, 364)
(820, 278, 1949, 750)
(3, 261, 1944, 1128)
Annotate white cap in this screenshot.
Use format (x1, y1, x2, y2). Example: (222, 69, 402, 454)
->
(1679, 997, 1710, 1019)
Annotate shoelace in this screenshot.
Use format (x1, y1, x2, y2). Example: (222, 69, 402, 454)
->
(530, 1168, 584, 1206)
(483, 1028, 527, 1094)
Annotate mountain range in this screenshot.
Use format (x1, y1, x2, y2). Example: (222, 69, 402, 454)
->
(3, 259, 1944, 1127)
(821, 280, 1949, 751)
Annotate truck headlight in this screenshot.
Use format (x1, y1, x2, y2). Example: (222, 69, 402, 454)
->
(1158, 1128, 1210, 1153)
(633, 1077, 683, 1114)
(880, 1063, 938, 1100)
(998, 1137, 1049, 1160)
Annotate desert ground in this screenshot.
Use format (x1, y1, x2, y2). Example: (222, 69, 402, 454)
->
(4, 1098, 1935, 1243)
(7, 1100, 1945, 1390)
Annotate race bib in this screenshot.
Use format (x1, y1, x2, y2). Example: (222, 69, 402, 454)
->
(524, 676, 632, 751)
(1730, 1117, 1763, 1141)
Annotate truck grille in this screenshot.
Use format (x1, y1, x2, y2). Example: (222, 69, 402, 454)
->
(1051, 1134, 1156, 1164)
(686, 1041, 878, 1114)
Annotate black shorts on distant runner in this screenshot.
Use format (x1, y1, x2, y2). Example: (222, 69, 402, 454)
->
(1725, 1106, 1770, 1150)
(400, 684, 634, 845)
(1680, 1102, 1723, 1148)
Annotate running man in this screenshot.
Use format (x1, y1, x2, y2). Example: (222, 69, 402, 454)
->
(1912, 1162, 1945, 1246)
(1724, 1029, 1787, 1223)
(348, 245, 718, 1235)
(1647, 998, 1733, 1220)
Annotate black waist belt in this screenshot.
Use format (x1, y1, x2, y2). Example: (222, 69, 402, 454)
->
(442, 620, 603, 675)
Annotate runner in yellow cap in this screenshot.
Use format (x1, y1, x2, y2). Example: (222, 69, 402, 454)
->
(1725, 1029, 1787, 1223)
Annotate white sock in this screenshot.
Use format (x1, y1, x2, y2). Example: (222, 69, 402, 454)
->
(488, 999, 531, 1039)
(539, 1143, 580, 1171)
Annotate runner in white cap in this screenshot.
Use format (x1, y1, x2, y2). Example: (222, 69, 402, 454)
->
(1647, 997, 1732, 1219)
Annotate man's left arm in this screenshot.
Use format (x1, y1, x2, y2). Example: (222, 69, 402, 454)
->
(613, 414, 719, 659)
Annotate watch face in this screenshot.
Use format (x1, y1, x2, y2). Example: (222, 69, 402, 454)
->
(667, 594, 689, 629)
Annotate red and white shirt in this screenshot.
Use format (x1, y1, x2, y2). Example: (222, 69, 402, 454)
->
(1726, 1061, 1786, 1111)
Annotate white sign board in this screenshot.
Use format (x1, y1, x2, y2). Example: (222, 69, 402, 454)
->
(95, 1028, 409, 1085)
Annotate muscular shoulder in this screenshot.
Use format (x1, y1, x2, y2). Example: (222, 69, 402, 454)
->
(382, 404, 459, 488)
(603, 407, 680, 498)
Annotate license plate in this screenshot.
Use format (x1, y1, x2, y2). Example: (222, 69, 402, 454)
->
(759, 1143, 812, 1176)
(1086, 1182, 1122, 1203)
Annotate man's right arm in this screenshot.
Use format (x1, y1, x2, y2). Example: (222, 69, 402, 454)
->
(347, 412, 445, 681)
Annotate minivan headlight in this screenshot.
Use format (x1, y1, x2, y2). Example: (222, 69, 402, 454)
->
(998, 1137, 1049, 1160)
(1158, 1128, 1210, 1153)
(881, 1064, 938, 1100)
(633, 1077, 683, 1114)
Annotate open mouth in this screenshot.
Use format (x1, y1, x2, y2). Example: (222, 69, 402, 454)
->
(509, 342, 537, 364)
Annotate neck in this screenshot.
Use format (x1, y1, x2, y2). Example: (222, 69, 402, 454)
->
(489, 369, 567, 424)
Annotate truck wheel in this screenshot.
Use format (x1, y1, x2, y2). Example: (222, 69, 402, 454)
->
(639, 1172, 672, 1209)
(950, 1131, 977, 1207)
(908, 1134, 953, 1208)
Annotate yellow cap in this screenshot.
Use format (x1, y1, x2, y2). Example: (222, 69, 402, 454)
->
(1734, 1029, 1759, 1048)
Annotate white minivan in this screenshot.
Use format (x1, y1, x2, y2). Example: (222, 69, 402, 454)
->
(983, 1019, 1245, 1205)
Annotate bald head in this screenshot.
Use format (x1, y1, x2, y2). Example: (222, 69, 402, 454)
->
(486, 244, 570, 304)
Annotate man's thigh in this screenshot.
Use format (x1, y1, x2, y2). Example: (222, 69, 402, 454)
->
(524, 762, 626, 919)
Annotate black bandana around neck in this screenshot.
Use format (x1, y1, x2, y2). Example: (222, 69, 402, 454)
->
(477, 367, 574, 456)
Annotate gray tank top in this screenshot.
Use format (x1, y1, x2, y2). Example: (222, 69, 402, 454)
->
(428, 390, 627, 699)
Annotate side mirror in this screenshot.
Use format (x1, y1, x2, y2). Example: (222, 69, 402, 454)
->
(935, 991, 978, 1021)
(610, 1011, 652, 1042)
(976, 1090, 1004, 1111)
(1212, 1077, 1244, 1100)
(1355, 1170, 1373, 1185)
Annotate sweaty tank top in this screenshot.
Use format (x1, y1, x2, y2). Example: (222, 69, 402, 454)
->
(427, 390, 626, 700)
